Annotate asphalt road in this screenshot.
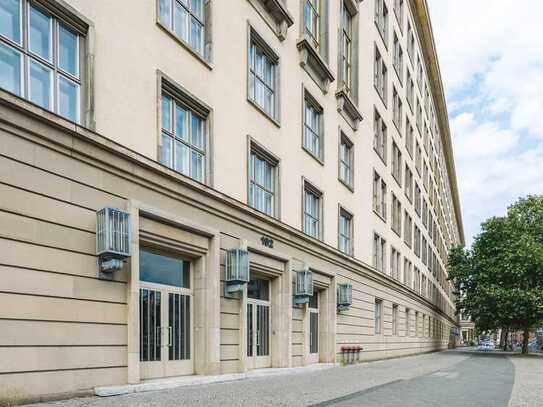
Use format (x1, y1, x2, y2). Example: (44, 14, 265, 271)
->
(311, 352, 515, 407)
(26, 350, 542, 407)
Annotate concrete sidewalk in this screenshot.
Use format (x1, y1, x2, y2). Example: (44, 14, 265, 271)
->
(22, 350, 543, 407)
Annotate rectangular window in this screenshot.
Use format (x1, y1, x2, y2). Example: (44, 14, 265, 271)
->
(415, 142, 422, 175)
(374, 299, 383, 335)
(416, 98, 422, 131)
(390, 246, 401, 280)
(373, 233, 386, 272)
(159, 0, 206, 57)
(392, 86, 402, 131)
(404, 165, 413, 202)
(393, 0, 404, 31)
(303, 181, 322, 239)
(249, 144, 277, 217)
(403, 257, 411, 287)
(304, 0, 320, 50)
(407, 22, 415, 61)
(340, 1, 353, 96)
(404, 210, 412, 247)
(303, 92, 323, 160)
(406, 120, 414, 157)
(391, 193, 401, 236)
(0, 0, 83, 122)
(414, 267, 421, 293)
(393, 32, 403, 83)
(374, 46, 388, 104)
(373, 109, 388, 163)
(422, 235, 428, 265)
(338, 207, 353, 255)
(417, 55, 423, 90)
(405, 307, 410, 336)
(374, 0, 388, 46)
(248, 28, 278, 120)
(392, 304, 398, 336)
(373, 171, 387, 220)
(339, 134, 354, 188)
(160, 90, 207, 183)
(415, 183, 422, 215)
(423, 161, 429, 190)
(391, 141, 402, 186)
(406, 70, 414, 110)
(414, 225, 421, 257)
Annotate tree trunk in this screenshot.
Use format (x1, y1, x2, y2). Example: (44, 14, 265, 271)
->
(522, 327, 530, 354)
(503, 329, 509, 351)
(500, 329, 506, 350)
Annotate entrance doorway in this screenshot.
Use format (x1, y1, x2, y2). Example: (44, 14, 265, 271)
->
(307, 289, 319, 364)
(246, 278, 271, 369)
(139, 248, 193, 379)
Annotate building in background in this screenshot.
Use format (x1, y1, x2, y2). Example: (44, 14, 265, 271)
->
(0, 0, 463, 401)
(459, 313, 476, 346)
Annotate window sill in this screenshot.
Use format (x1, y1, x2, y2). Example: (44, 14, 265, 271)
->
(247, 0, 294, 41)
(302, 146, 325, 166)
(392, 174, 402, 188)
(373, 210, 387, 223)
(374, 85, 388, 109)
(374, 22, 389, 51)
(297, 38, 335, 94)
(338, 177, 354, 193)
(393, 65, 404, 87)
(374, 148, 388, 167)
(247, 98, 281, 128)
(344, 0, 360, 15)
(302, 230, 322, 242)
(335, 88, 363, 131)
(156, 22, 213, 71)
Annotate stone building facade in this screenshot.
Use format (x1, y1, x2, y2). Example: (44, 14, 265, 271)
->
(0, 0, 463, 401)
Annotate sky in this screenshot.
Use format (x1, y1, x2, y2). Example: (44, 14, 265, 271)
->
(427, 0, 543, 246)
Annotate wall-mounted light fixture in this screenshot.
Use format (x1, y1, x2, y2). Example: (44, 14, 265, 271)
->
(224, 248, 249, 298)
(337, 283, 353, 311)
(294, 267, 313, 305)
(96, 207, 131, 278)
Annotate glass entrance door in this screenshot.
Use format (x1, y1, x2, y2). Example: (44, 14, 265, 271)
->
(139, 249, 193, 379)
(307, 290, 319, 364)
(247, 278, 271, 369)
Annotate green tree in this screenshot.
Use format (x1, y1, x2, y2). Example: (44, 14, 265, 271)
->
(448, 196, 543, 354)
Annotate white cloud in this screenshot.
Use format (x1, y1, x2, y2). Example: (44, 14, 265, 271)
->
(427, 0, 543, 245)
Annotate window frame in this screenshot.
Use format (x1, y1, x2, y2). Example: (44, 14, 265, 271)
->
(156, 0, 211, 66)
(0, 0, 89, 124)
(392, 304, 399, 336)
(373, 232, 386, 272)
(373, 45, 388, 106)
(373, 170, 387, 221)
(247, 25, 280, 125)
(158, 73, 212, 186)
(373, 108, 388, 164)
(374, 298, 383, 335)
(338, 131, 354, 190)
(247, 136, 280, 218)
(302, 88, 324, 163)
(302, 178, 323, 240)
(338, 205, 354, 256)
(374, 0, 389, 48)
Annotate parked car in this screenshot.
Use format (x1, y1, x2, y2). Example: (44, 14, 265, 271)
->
(476, 342, 495, 351)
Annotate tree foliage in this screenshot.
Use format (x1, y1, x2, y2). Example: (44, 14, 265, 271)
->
(448, 196, 543, 353)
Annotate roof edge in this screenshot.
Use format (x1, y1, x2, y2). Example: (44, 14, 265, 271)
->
(409, 0, 466, 246)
